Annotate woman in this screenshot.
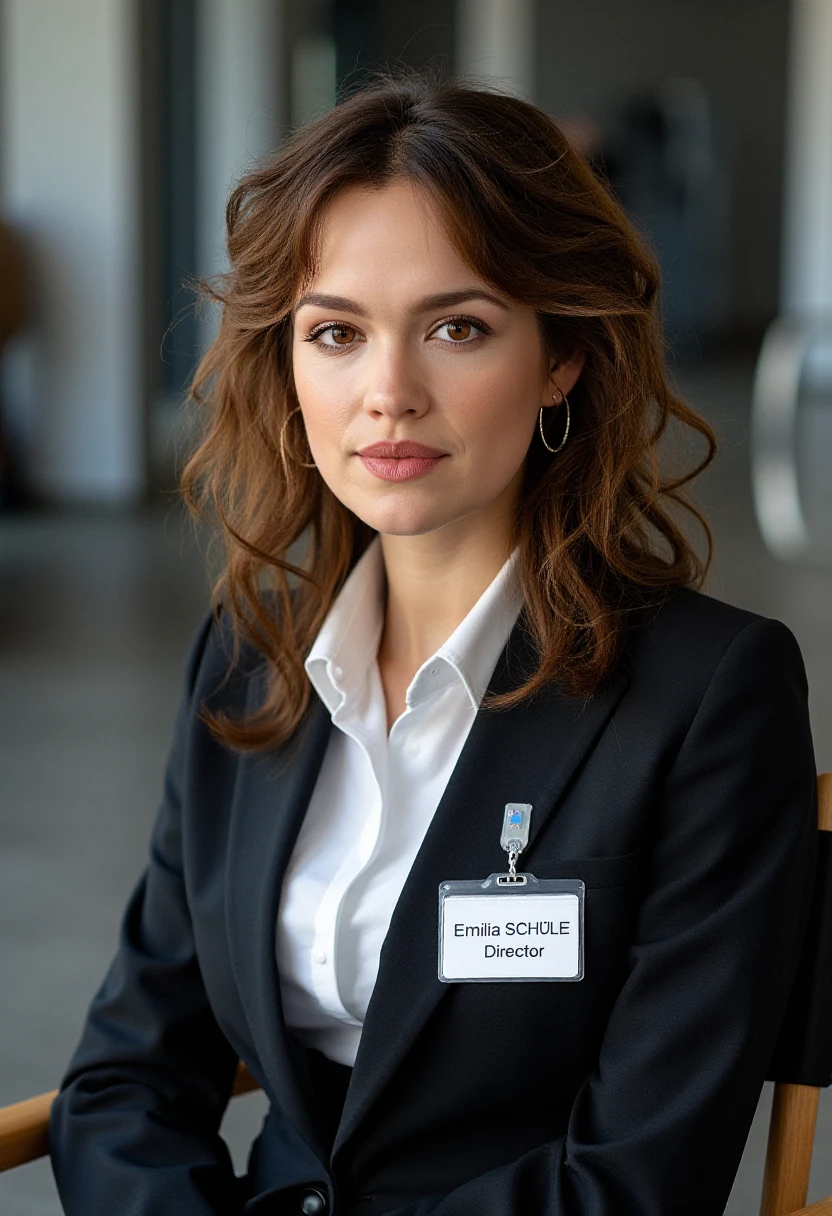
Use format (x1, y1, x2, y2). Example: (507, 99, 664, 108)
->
(49, 74, 817, 1215)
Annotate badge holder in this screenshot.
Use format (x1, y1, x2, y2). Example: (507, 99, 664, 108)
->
(438, 803, 585, 983)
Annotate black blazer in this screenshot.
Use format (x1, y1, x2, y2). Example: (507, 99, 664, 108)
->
(49, 587, 818, 1216)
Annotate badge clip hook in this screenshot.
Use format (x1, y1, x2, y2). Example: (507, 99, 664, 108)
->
(498, 802, 532, 886)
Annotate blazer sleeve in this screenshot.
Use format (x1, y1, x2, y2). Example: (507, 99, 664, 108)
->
(49, 610, 243, 1216)
(393, 616, 819, 1216)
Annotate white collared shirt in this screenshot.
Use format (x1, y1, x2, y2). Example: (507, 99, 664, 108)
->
(276, 535, 525, 1066)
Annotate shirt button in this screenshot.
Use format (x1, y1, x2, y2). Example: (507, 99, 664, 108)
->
(312, 948, 327, 965)
(300, 1190, 327, 1215)
(333, 665, 344, 680)
(430, 667, 439, 676)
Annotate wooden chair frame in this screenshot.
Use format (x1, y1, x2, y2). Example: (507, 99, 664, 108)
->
(2, 774, 830, 1216)
(759, 773, 832, 1216)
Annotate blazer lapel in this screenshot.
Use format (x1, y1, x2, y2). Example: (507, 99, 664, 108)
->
(225, 665, 334, 1159)
(332, 617, 630, 1160)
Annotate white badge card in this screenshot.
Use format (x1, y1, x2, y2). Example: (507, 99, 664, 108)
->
(438, 875, 585, 983)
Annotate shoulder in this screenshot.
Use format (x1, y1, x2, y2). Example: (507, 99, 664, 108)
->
(620, 586, 808, 717)
(628, 584, 760, 654)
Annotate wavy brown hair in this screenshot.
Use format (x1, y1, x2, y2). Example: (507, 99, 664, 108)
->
(182, 71, 716, 752)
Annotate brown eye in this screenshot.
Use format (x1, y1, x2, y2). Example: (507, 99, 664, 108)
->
(433, 318, 486, 344)
(445, 320, 472, 341)
(330, 325, 356, 345)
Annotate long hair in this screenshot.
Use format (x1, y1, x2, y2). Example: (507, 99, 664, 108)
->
(182, 71, 716, 751)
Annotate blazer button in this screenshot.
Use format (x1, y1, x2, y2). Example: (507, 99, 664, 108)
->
(300, 1190, 327, 1215)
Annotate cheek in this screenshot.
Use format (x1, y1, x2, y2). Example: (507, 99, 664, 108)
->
(449, 355, 540, 459)
(291, 348, 350, 433)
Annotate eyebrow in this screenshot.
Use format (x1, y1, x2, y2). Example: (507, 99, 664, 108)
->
(293, 289, 511, 316)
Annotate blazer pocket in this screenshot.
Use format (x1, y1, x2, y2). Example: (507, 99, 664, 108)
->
(529, 847, 643, 890)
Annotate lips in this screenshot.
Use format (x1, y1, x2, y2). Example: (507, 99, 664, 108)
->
(356, 440, 448, 484)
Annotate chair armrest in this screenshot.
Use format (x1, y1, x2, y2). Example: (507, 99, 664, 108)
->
(790, 1200, 832, 1215)
(0, 1089, 56, 1172)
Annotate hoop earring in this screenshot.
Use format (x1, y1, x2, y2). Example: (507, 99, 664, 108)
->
(279, 404, 317, 470)
(539, 393, 570, 454)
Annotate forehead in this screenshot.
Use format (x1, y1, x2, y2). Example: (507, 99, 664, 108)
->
(305, 179, 480, 298)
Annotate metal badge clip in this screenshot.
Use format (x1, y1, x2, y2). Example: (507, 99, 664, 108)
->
(498, 802, 532, 885)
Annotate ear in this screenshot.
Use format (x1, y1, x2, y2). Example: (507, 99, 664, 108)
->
(544, 348, 586, 406)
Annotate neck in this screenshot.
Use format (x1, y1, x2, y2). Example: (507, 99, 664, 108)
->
(376, 512, 516, 675)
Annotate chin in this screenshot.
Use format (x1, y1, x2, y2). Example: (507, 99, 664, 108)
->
(351, 499, 458, 538)
(363, 516, 447, 538)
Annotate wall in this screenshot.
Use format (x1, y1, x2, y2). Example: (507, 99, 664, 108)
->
(536, 0, 791, 336)
(1, 0, 143, 501)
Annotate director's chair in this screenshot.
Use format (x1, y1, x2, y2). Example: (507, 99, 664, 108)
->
(2, 774, 831, 1216)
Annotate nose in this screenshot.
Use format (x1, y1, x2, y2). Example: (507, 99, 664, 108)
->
(362, 338, 429, 422)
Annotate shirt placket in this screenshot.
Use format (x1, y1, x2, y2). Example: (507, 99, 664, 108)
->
(308, 701, 388, 1024)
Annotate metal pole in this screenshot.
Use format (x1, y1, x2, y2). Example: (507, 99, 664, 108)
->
(455, 0, 536, 101)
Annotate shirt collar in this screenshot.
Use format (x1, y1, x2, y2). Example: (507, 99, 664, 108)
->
(304, 535, 525, 717)
(304, 537, 386, 717)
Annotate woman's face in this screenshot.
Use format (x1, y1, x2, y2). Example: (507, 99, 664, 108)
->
(291, 178, 583, 540)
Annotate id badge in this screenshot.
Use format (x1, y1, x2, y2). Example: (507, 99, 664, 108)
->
(438, 803, 585, 983)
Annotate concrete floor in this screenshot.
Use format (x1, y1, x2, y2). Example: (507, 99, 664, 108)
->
(1, 355, 831, 1213)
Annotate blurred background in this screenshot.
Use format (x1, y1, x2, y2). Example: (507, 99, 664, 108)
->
(2, 1, 831, 1212)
